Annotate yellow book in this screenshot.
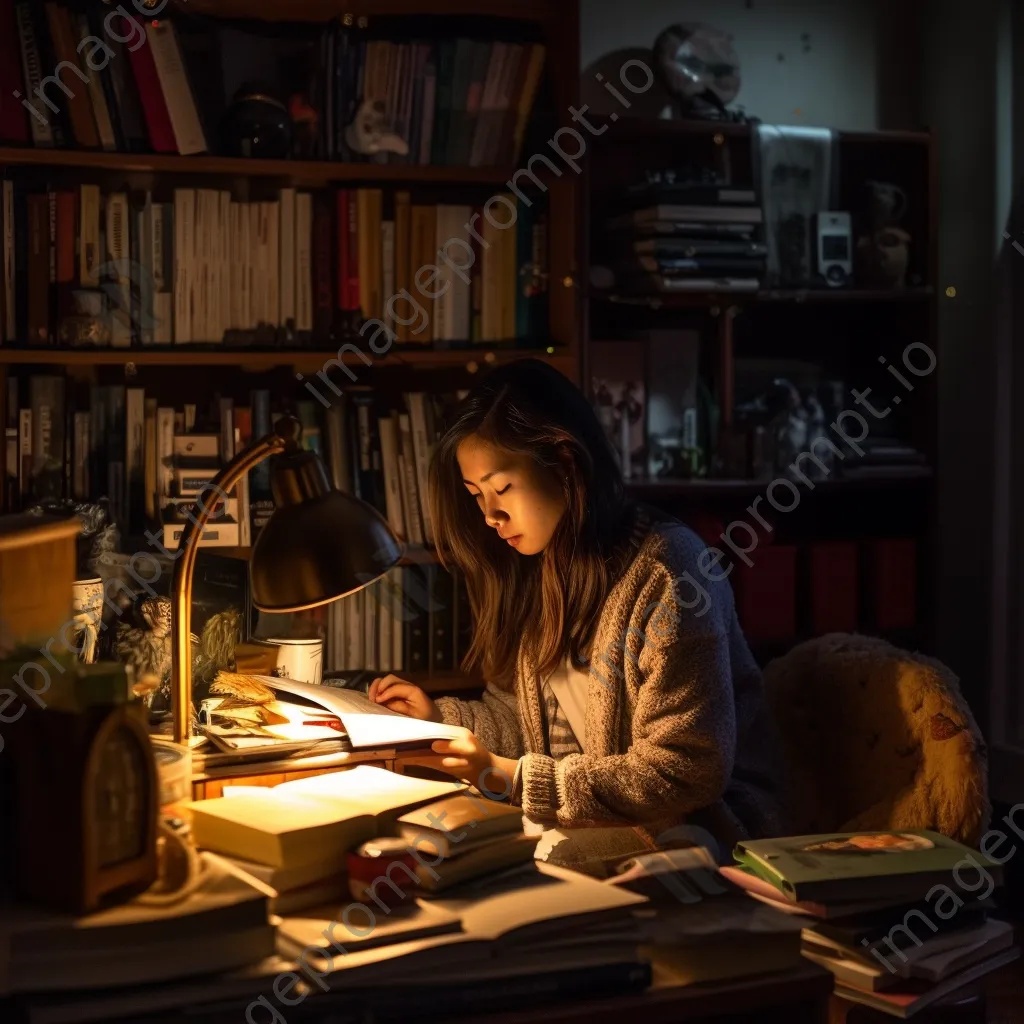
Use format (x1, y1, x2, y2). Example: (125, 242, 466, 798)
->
(357, 188, 383, 321)
(409, 205, 436, 343)
(394, 191, 411, 342)
(189, 766, 463, 868)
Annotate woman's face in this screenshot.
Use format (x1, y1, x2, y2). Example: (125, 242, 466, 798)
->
(457, 435, 566, 556)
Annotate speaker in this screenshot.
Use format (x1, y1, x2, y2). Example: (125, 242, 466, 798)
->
(813, 211, 852, 287)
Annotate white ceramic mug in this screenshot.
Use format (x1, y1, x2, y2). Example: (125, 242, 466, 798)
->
(266, 637, 324, 685)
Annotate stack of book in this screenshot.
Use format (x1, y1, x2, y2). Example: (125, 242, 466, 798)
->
(726, 830, 1019, 1018)
(4, 861, 275, 997)
(600, 180, 765, 294)
(0, 180, 548, 348)
(276, 861, 650, 1017)
(0, 4, 546, 168)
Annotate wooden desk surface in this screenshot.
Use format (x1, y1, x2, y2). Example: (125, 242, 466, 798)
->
(478, 964, 834, 1024)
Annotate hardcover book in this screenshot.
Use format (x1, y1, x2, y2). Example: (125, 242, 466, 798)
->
(734, 831, 1004, 904)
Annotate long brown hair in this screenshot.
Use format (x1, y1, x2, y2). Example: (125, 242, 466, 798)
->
(428, 359, 634, 687)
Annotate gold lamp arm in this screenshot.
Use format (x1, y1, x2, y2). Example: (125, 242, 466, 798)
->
(170, 432, 287, 746)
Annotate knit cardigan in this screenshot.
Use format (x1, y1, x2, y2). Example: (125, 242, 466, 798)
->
(434, 513, 783, 850)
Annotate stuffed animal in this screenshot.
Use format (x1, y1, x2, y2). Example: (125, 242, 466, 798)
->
(763, 633, 989, 846)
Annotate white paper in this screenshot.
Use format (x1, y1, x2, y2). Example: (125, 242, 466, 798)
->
(259, 676, 465, 750)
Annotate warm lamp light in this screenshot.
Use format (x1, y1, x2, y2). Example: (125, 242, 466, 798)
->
(170, 416, 401, 745)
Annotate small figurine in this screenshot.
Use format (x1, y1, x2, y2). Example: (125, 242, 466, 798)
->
(345, 99, 409, 157)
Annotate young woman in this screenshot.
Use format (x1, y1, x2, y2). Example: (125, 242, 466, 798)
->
(368, 360, 781, 855)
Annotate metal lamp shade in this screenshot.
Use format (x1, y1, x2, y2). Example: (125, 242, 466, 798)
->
(250, 449, 402, 613)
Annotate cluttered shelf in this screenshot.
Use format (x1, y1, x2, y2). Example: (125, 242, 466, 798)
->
(0, 146, 528, 184)
(179, 0, 560, 21)
(625, 468, 935, 496)
(591, 287, 935, 307)
(593, 116, 932, 146)
(0, 346, 574, 371)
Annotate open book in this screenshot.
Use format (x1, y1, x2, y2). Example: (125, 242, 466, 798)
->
(263, 675, 467, 750)
(189, 766, 465, 868)
(280, 862, 648, 981)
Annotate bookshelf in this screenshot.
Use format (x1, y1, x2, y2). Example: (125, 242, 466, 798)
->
(583, 116, 939, 659)
(0, 0, 582, 695)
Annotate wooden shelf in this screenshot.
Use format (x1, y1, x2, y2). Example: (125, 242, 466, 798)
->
(592, 287, 934, 308)
(0, 345, 574, 373)
(180, 0, 556, 22)
(626, 469, 933, 496)
(592, 117, 931, 146)
(0, 146, 523, 184)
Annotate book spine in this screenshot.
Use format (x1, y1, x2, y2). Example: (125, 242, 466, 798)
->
(312, 192, 334, 344)
(26, 194, 48, 346)
(401, 565, 430, 673)
(397, 413, 424, 545)
(405, 393, 435, 546)
(79, 184, 101, 288)
(377, 413, 406, 540)
(146, 20, 207, 156)
(296, 192, 314, 335)
(72, 409, 90, 501)
(75, 12, 116, 152)
(127, 15, 176, 153)
(250, 389, 271, 500)
(43, 3, 99, 149)
(143, 397, 157, 520)
(173, 189, 194, 343)
(156, 406, 174, 502)
(105, 192, 130, 348)
(278, 187, 296, 334)
(17, 406, 30, 505)
(125, 387, 145, 530)
(2, 181, 14, 341)
(429, 566, 453, 672)
(0, 0, 29, 144)
(29, 374, 64, 500)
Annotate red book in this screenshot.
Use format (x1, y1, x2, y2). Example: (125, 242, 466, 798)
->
(0, 0, 29, 143)
(867, 538, 917, 631)
(808, 541, 858, 634)
(733, 545, 797, 642)
(125, 15, 176, 153)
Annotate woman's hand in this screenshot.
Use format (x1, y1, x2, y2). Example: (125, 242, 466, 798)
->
(400, 727, 519, 796)
(368, 674, 440, 722)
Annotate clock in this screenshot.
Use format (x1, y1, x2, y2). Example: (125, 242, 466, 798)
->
(8, 657, 159, 913)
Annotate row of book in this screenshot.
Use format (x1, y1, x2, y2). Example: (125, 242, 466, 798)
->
(3, 375, 457, 549)
(0, 3, 546, 167)
(322, 563, 471, 679)
(596, 179, 766, 295)
(0, 180, 548, 347)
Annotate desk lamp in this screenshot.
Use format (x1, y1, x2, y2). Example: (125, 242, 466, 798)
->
(170, 416, 401, 745)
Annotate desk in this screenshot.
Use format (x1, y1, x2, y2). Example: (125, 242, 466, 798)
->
(9, 963, 835, 1023)
(484, 964, 834, 1024)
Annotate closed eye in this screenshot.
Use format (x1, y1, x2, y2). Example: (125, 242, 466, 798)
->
(496, 484, 511, 495)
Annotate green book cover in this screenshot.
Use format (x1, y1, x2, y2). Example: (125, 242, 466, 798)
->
(733, 830, 1003, 904)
